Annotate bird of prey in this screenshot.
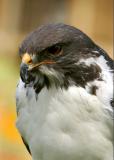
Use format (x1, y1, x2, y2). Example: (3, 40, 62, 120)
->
(16, 23, 113, 160)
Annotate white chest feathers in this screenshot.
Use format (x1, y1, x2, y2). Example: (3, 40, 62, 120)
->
(16, 80, 113, 160)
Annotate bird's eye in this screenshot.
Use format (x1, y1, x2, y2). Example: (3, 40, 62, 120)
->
(47, 45, 62, 55)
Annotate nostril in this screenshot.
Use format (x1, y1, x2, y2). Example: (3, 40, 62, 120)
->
(28, 59, 32, 64)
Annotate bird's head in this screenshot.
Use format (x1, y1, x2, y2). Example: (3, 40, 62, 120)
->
(19, 23, 109, 93)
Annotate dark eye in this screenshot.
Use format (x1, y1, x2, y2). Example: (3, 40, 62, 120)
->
(47, 45, 62, 55)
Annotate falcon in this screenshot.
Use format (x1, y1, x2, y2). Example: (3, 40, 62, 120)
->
(16, 23, 113, 160)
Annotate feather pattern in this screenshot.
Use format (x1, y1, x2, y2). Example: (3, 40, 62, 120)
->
(16, 79, 113, 160)
(16, 23, 113, 160)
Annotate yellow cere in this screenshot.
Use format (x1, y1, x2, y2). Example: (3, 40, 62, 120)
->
(22, 53, 32, 64)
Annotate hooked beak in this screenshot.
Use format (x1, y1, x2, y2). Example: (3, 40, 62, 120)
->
(20, 62, 35, 84)
(21, 53, 56, 84)
(22, 52, 55, 71)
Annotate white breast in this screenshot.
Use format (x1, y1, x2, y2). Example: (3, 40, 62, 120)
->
(16, 80, 113, 160)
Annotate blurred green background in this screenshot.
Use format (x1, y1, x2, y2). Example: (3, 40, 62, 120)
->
(0, 0, 113, 159)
